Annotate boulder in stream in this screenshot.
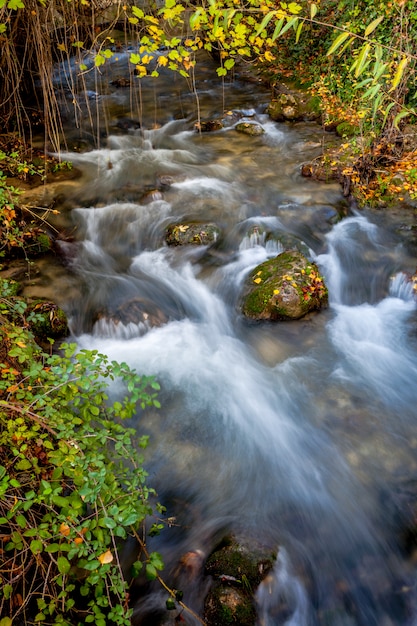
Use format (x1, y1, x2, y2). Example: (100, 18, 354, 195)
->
(266, 89, 321, 123)
(165, 222, 220, 247)
(203, 535, 275, 626)
(241, 250, 328, 321)
(235, 121, 265, 136)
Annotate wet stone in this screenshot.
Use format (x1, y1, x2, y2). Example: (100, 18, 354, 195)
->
(235, 122, 265, 136)
(241, 250, 328, 321)
(165, 223, 220, 247)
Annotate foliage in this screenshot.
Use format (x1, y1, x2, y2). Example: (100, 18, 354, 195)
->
(0, 172, 23, 256)
(0, 288, 166, 625)
(0, 144, 69, 259)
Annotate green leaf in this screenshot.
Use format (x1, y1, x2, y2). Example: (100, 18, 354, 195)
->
(254, 11, 276, 38)
(364, 15, 384, 37)
(16, 514, 27, 528)
(132, 5, 144, 18)
(149, 551, 164, 570)
(30, 539, 43, 554)
(310, 3, 317, 19)
(216, 67, 227, 76)
(224, 58, 235, 70)
(271, 17, 284, 42)
(353, 43, 371, 78)
(16, 458, 31, 470)
(7, 0, 24, 8)
(94, 54, 106, 68)
(0, 617, 13, 626)
(57, 556, 71, 574)
(393, 110, 412, 129)
(145, 563, 157, 580)
(131, 560, 143, 577)
(130, 53, 141, 65)
(327, 31, 351, 56)
(295, 20, 303, 44)
(275, 16, 298, 39)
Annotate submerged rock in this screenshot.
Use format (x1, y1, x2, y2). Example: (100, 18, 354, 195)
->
(92, 297, 168, 337)
(165, 222, 220, 247)
(241, 250, 328, 321)
(203, 535, 275, 626)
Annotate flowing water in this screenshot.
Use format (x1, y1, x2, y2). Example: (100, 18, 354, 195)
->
(39, 49, 417, 624)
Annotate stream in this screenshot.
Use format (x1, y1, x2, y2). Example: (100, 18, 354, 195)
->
(36, 49, 417, 624)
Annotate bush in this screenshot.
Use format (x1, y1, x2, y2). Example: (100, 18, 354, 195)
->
(0, 297, 164, 625)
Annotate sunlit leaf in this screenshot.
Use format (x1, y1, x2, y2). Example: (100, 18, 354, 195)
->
(327, 31, 351, 56)
(389, 56, 409, 92)
(364, 15, 384, 37)
(98, 550, 113, 564)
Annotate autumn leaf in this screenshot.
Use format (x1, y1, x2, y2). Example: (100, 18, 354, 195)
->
(59, 522, 71, 537)
(253, 277, 262, 284)
(98, 550, 114, 565)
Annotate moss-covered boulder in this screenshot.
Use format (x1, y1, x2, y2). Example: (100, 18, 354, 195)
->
(241, 251, 328, 321)
(166, 222, 220, 247)
(27, 301, 69, 342)
(235, 122, 265, 136)
(203, 535, 275, 626)
(267, 90, 321, 123)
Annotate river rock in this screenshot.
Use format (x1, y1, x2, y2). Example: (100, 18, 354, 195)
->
(235, 122, 265, 136)
(27, 300, 69, 342)
(267, 89, 321, 123)
(203, 535, 275, 626)
(241, 251, 328, 321)
(195, 120, 224, 132)
(165, 223, 220, 247)
(93, 297, 168, 335)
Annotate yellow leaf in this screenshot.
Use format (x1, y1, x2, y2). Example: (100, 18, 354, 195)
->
(158, 56, 168, 67)
(16, 341, 26, 348)
(253, 277, 262, 284)
(98, 550, 113, 564)
(57, 43, 67, 52)
(136, 65, 147, 77)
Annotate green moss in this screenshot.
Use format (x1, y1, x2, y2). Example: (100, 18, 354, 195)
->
(28, 301, 69, 340)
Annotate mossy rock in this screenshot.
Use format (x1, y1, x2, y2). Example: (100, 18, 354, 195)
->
(28, 301, 69, 341)
(267, 91, 321, 123)
(336, 121, 360, 138)
(235, 122, 265, 136)
(166, 223, 220, 247)
(203, 535, 275, 626)
(241, 250, 328, 321)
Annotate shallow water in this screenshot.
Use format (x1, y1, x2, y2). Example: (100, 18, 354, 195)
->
(38, 51, 417, 624)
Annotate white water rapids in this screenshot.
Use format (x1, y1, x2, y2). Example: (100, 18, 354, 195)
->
(47, 53, 417, 625)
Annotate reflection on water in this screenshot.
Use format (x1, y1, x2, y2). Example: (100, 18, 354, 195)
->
(38, 52, 417, 624)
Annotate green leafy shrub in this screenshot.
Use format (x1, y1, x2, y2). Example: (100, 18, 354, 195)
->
(0, 313, 164, 624)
